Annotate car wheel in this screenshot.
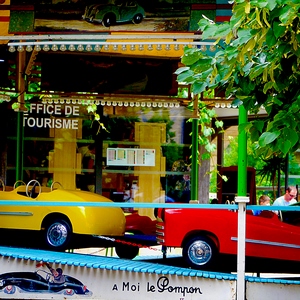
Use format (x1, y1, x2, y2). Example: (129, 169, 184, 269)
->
(115, 244, 139, 259)
(64, 289, 75, 296)
(102, 14, 116, 27)
(4, 285, 16, 294)
(44, 219, 72, 251)
(132, 13, 143, 24)
(183, 236, 217, 269)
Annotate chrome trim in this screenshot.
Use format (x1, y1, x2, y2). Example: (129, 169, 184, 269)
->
(156, 224, 164, 230)
(0, 212, 33, 216)
(156, 237, 165, 243)
(231, 237, 300, 249)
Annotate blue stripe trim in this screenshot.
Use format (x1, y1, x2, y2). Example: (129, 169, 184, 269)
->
(0, 201, 299, 211)
(0, 201, 239, 208)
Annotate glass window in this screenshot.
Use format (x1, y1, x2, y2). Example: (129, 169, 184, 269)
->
(101, 104, 193, 219)
(6, 100, 192, 220)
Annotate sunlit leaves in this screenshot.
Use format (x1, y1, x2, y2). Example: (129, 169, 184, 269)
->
(178, 0, 300, 159)
(215, 120, 224, 128)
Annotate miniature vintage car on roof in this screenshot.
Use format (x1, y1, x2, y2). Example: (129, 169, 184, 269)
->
(0, 180, 125, 251)
(156, 204, 300, 269)
(82, 0, 145, 27)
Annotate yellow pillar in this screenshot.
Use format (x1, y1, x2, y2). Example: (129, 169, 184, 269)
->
(48, 120, 82, 190)
(134, 122, 166, 219)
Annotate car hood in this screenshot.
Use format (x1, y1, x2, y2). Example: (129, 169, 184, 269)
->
(39, 189, 114, 203)
(0, 189, 114, 204)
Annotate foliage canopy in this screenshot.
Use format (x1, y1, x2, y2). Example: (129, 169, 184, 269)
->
(176, 0, 300, 159)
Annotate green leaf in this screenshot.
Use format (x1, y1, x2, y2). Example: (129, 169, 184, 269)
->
(239, 122, 252, 133)
(215, 120, 224, 128)
(259, 131, 280, 146)
(181, 50, 202, 66)
(251, 120, 264, 133)
(233, 28, 253, 45)
(192, 82, 208, 94)
(278, 139, 291, 156)
(265, 28, 277, 47)
(266, 0, 277, 11)
(198, 17, 214, 31)
(279, 5, 296, 25)
(202, 23, 231, 40)
(249, 63, 269, 80)
(272, 21, 286, 39)
(205, 143, 217, 153)
(177, 70, 194, 83)
(201, 152, 211, 160)
(207, 108, 217, 118)
(221, 175, 228, 182)
(174, 67, 190, 75)
(203, 127, 212, 137)
(193, 58, 214, 72)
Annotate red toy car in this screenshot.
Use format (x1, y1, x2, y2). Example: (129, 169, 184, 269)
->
(114, 211, 157, 260)
(125, 210, 156, 236)
(156, 205, 300, 269)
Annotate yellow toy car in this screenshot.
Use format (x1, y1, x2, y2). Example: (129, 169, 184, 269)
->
(0, 180, 126, 251)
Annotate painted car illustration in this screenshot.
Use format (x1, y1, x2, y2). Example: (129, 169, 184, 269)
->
(0, 269, 92, 296)
(156, 204, 300, 269)
(0, 180, 125, 251)
(82, 0, 145, 27)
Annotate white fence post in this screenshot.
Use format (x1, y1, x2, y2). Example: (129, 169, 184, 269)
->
(235, 196, 250, 300)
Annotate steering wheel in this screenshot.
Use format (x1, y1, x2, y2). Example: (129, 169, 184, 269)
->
(0, 179, 5, 191)
(51, 181, 64, 191)
(26, 179, 41, 198)
(13, 180, 26, 189)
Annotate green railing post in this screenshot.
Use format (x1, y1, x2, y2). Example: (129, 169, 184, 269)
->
(16, 111, 24, 181)
(236, 104, 249, 300)
(237, 105, 247, 197)
(191, 96, 199, 201)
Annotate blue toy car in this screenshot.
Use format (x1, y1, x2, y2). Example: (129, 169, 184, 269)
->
(82, 0, 145, 27)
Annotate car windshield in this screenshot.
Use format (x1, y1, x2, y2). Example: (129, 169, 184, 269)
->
(281, 202, 300, 226)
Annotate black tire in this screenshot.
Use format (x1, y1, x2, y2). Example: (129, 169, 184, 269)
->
(132, 13, 143, 24)
(102, 14, 116, 27)
(44, 219, 72, 251)
(182, 236, 217, 269)
(115, 244, 139, 259)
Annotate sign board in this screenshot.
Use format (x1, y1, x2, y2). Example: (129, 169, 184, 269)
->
(8, 0, 222, 34)
(107, 148, 155, 167)
(0, 255, 236, 300)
